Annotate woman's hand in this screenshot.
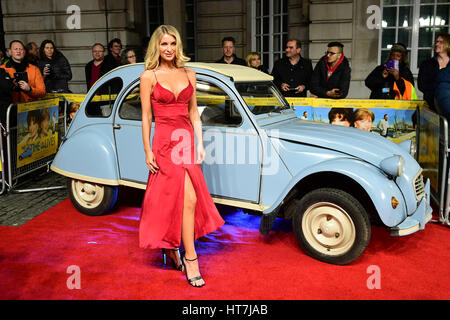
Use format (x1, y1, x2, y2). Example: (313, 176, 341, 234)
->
(388, 68, 400, 80)
(196, 144, 206, 164)
(43, 66, 50, 77)
(145, 150, 159, 174)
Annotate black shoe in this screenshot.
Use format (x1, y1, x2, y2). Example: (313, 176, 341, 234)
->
(181, 253, 205, 288)
(162, 248, 184, 272)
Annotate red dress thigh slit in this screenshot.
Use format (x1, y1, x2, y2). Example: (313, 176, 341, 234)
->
(139, 76, 225, 249)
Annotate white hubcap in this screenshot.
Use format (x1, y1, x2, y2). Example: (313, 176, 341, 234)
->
(302, 202, 356, 256)
(71, 180, 105, 209)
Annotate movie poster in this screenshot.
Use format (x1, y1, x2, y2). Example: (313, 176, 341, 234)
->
(288, 98, 419, 143)
(16, 98, 59, 168)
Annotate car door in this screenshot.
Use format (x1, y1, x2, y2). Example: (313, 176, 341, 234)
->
(196, 74, 262, 203)
(113, 82, 150, 187)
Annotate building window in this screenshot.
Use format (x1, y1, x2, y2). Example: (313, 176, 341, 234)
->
(145, 0, 164, 36)
(186, 0, 197, 61)
(380, 0, 450, 74)
(252, 0, 288, 72)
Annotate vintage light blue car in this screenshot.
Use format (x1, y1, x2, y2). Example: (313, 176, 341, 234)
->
(51, 62, 433, 265)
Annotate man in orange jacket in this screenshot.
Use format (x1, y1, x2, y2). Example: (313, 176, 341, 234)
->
(0, 40, 46, 103)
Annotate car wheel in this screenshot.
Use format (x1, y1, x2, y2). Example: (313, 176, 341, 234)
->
(292, 188, 371, 265)
(68, 179, 118, 216)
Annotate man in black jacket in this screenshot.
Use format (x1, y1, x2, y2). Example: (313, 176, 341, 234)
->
(310, 42, 351, 99)
(104, 38, 122, 70)
(271, 39, 313, 97)
(85, 43, 111, 92)
(215, 37, 246, 66)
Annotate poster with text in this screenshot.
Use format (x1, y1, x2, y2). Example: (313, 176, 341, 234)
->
(16, 98, 59, 168)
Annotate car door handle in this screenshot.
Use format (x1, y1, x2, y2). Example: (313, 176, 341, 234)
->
(113, 124, 121, 130)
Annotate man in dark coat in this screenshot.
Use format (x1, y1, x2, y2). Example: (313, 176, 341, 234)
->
(271, 39, 313, 97)
(435, 65, 450, 121)
(215, 37, 246, 66)
(418, 33, 450, 111)
(85, 43, 111, 92)
(103, 38, 122, 70)
(310, 42, 351, 99)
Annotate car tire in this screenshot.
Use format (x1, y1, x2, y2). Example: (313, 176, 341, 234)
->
(68, 178, 118, 216)
(292, 188, 371, 265)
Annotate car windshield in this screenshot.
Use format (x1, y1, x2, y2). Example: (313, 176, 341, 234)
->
(234, 82, 291, 115)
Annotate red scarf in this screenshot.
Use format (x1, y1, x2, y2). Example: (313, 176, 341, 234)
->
(325, 54, 344, 81)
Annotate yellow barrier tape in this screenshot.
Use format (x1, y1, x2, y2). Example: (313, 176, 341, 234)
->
(43, 93, 429, 111)
(17, 98, 60, 113)
(286, 98, 427, 110)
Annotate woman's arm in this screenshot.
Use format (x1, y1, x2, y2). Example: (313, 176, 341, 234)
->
(186, 68, 205, 163)
(140, 70, 159, 173)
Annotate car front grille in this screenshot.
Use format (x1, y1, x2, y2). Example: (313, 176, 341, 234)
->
(414, 173, 425, 201)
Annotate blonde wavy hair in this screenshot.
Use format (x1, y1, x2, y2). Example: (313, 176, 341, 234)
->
(144, 25, 190, 70)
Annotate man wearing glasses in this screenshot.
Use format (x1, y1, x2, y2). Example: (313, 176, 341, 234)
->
(85, 43, 109, 91)
(271, 39, 313, 97)
(310, 42, 351, 99)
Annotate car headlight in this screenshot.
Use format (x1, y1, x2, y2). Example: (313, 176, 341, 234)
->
(398, 139, 416, 158)
(409, 141, 417, 159)
(380, 155, 405, 177)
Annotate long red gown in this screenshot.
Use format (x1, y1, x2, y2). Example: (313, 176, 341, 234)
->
(139, 71, 225, 249)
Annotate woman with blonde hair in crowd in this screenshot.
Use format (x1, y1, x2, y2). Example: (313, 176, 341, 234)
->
(245, 51, 268, 73)
(139, 25, 224, 288)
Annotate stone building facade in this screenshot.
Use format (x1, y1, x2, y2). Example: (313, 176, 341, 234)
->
(2, 0, 447, 98)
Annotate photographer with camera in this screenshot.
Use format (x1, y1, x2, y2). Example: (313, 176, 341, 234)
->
(365, 43, 416, 100)
(0, 40, 46, 103)
(37, 40, 72, 93)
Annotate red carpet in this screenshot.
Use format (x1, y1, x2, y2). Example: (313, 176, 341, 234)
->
(0, 197, 449, 300)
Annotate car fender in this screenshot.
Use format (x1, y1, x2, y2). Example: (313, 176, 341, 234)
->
(51, 124, 120, 185)
(263, 157, 407, 227)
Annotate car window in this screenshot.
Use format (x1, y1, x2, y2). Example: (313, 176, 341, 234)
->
(196, 80, 242, 127)
(119, 84, 142, 120)
(118, 84, 156, 122)
(234, 82, 290, 115)
(85, 77, 123, 118)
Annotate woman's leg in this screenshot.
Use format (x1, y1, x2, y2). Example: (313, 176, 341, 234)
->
(181, 170, 204, 286)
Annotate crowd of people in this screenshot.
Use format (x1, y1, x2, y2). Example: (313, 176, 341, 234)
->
(1, 33, 450, 127)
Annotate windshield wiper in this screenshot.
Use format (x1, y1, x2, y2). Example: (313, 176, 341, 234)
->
(271, 105, 291, 113)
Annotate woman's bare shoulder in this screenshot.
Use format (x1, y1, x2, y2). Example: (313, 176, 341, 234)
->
(184, 67, 196, 81)
(140, 69, 156, 81)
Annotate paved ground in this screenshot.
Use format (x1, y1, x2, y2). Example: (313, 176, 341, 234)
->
(0, 169, 68, 226)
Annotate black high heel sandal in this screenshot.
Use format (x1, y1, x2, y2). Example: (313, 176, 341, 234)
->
(181, 253, 205, 288)
(162, 248, 184, 272)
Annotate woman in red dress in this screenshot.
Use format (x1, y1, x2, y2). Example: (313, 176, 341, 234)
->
(139, 25, 224, 287)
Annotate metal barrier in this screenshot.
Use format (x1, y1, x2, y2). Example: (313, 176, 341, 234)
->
(439, 118, 450, 226)
(3, 97, 68, 194)
(0, 117, 8, 195)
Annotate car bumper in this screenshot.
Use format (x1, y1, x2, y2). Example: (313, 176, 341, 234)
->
(390, 178, 433, 236)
